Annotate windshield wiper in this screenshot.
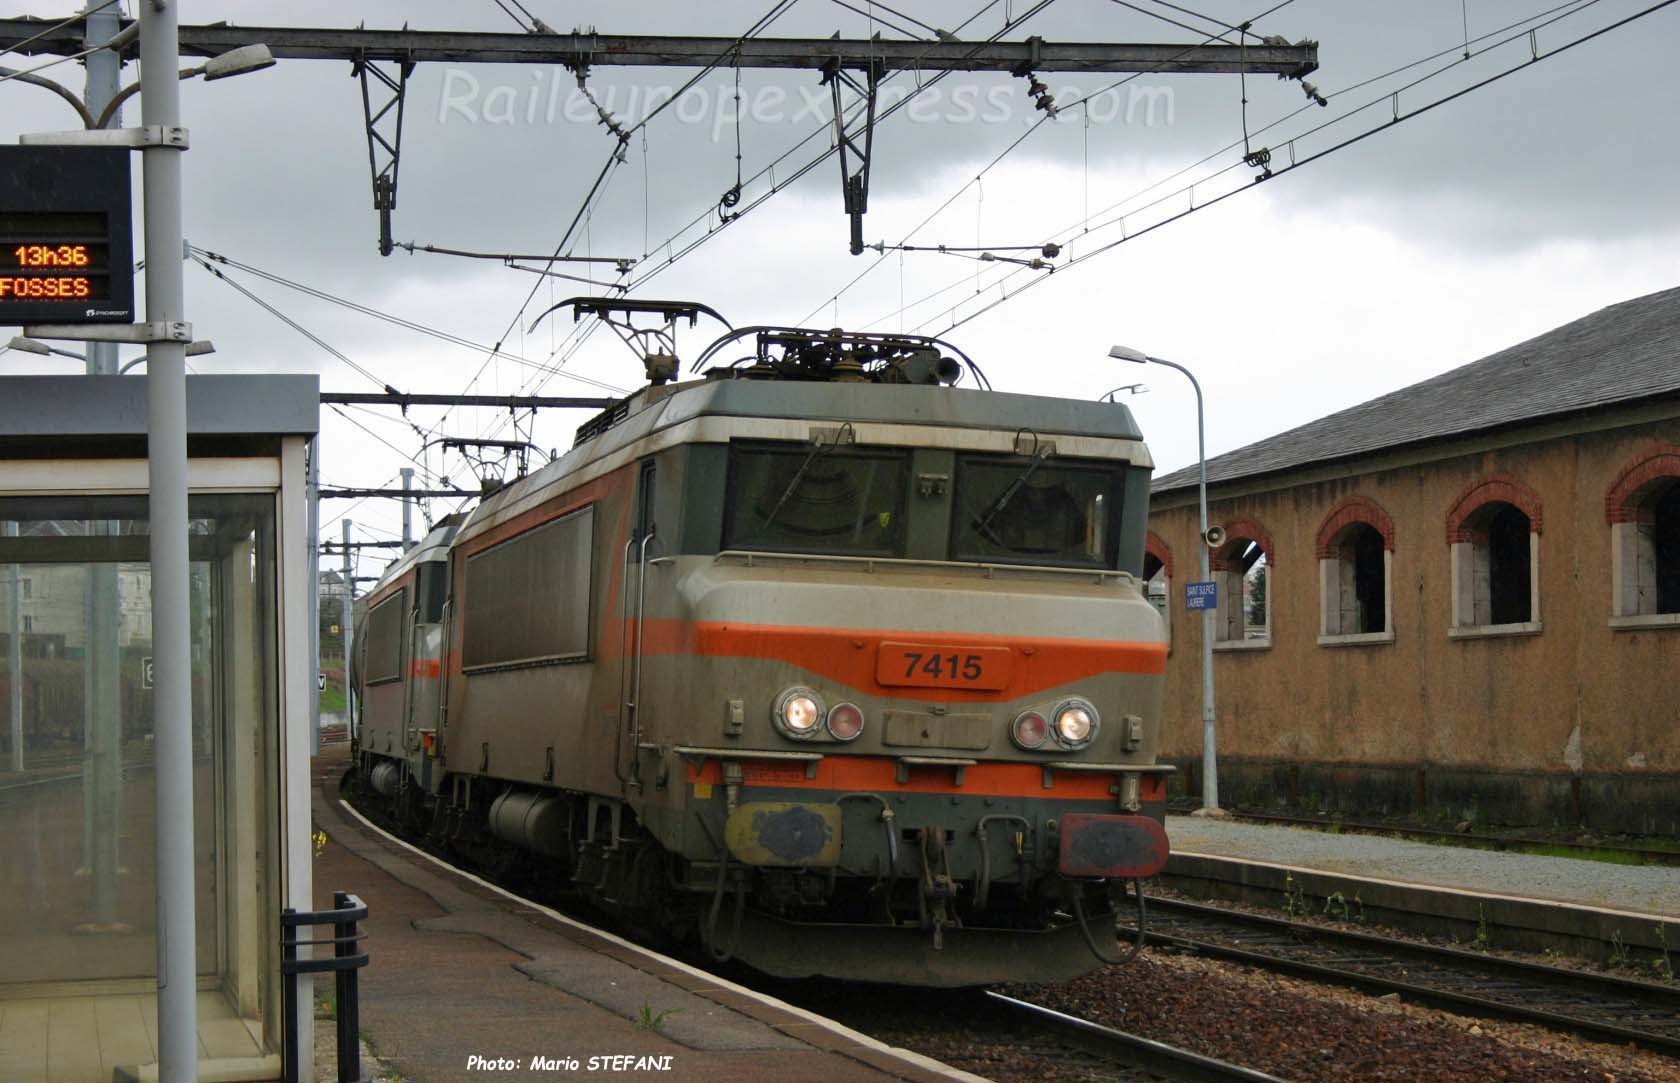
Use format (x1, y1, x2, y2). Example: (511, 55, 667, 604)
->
(758, 423, 854, 536)
(972, 443, 1053, 540)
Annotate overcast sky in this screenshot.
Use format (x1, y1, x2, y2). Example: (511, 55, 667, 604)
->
(4, 0, 1676, 579)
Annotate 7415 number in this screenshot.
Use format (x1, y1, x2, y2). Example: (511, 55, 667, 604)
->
(902, 651, 984, 682)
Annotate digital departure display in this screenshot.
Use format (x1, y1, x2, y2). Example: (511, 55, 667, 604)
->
(1, 217, 113, 304)
(0, 148, 133, 325)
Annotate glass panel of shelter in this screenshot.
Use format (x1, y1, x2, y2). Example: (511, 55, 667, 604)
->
(0, 493, 277, 1077)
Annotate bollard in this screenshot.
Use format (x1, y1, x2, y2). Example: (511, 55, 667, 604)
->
(281, 892, 370, 1083)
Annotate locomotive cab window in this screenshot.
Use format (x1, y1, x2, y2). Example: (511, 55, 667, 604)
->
(951, 454, 1122, 568)
(722, 440, 909, 557)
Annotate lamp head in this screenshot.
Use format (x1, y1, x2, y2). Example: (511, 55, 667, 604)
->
(1107, 344, 1149, 364)
(202, 44, 276, 81)
(7, 336, 53, 357)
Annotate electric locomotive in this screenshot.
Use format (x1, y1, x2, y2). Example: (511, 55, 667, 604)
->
(353, 319, 1171, 986)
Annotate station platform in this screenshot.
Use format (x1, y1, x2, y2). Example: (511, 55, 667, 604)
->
(310, 758, 979, 1083)
(1162, 814, 1680, 961)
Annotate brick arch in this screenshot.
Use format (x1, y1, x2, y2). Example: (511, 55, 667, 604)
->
(1144, 531, 1173, 579)
(1314, 496, 1396, 559)
(1444, 475, 1544, 544)
(1604, 445, 1680, 524)
(1210, 514, 1273, 571)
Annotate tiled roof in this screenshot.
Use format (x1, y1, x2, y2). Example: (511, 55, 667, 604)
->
(1153, 285, 1680, 494)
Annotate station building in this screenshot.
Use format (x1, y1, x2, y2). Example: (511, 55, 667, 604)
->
(1145, 285, 1680, 835)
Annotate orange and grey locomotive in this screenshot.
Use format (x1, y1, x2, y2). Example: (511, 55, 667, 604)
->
(353, 324, 1172, 985)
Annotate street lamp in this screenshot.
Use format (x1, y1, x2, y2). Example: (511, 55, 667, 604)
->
(5, 335, 216, 368)
(90, 44, 276, 129)
(6, 335, 85, 361)
(0, 32, 275, 130)
(1109, 344, 1223, 814)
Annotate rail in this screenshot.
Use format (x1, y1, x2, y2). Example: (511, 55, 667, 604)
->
(1143, 896, 1680, 1055)
(985, 992, 1291, 1082)
(281, 891, 371, 1083)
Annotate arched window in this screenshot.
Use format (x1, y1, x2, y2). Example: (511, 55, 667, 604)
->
(1212, 517, 1272, 648)
(1606, 447, 1680, 625)
(1316, 497, 1394, 643)
(1446, 477, 1543, 637)
(1144, 531, 1172, 640)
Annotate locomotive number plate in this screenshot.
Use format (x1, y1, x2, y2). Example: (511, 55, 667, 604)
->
(876, 641, 1012, 690)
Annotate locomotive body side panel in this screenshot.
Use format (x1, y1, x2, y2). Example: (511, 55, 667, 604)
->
(357, 578, 411, 759)
(443, 469, 632, 796)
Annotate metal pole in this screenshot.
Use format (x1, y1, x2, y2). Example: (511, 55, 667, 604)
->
(399, 467, 413, 550)
(84, 0, 127, 924)
(81, 4, 122, 382)
(1148, 356, 1218, 812)
(6, 523, 20, 773)
(139, 1, 199, 1077)
(341, 519, 353, 744)
(1190, 374, 1218, 813)
(307, 440, 320, 756)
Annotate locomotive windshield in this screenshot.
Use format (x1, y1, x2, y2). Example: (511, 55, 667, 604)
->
(723, 441, 909, 556)
(951, 453, 1122, 568)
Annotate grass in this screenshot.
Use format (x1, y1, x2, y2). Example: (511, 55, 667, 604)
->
(319, 679, 348, 714)
(635, 1001, 680, 1033)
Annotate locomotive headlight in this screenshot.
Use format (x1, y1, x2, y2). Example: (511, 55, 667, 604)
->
(774, 686, 825, 739)
(1052, 699, 1099, 749)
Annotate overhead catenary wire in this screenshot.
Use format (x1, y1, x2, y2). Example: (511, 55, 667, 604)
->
(836, 0, 949, 39)
(327, 406, 443, 483)
(1107, 0, 1237, 42)
(436, 0, 805, 448)
(895, 0, 1674, 337)
(845, 0, 1606, 332)
(798, 0, 1295, 325)
(446, 0, 810, 454)
(489, 0, 534, 33)
(1139, 0, 1239, 36)
(631, 0, 1062, 294)
(189, 246, 627, 396)
(624, 0, 1062, 296)
(191, 255, 391, 391)
(322, 471, 400, 545)
(827, 0, 923, 41)
(0, 0, 120, 68)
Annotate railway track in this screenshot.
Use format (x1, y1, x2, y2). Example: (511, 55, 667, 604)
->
(1141, 896, 1680, 1055)
(343, 784, 1286, 1083)
(985, 992, 1293, 1083)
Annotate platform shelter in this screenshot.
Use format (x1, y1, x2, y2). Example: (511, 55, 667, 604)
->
(0, 375, 318, 1083)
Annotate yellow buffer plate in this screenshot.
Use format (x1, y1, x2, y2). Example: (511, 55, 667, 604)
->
(724, 802, 843, 867)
